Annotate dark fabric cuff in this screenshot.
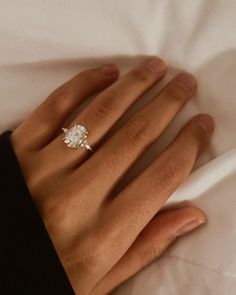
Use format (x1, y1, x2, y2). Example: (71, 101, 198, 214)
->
(0, 131, 75, 295)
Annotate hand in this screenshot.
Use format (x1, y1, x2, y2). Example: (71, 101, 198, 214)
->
(11, 57, 213, 295)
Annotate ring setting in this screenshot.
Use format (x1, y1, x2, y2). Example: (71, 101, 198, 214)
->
(62, 123, 92, 150)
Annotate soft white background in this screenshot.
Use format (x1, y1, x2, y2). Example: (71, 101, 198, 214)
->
(0, 1, 236, 294)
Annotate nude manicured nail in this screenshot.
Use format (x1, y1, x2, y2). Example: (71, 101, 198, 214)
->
(101, 64, 119, 76)
(144, 57, 166, 73)
(175, 72, 197, 93)
(176, 219, 206, 237)
(197, 115, 215, 134)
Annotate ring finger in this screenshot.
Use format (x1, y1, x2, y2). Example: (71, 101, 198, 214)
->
(46, 57, 167, 167)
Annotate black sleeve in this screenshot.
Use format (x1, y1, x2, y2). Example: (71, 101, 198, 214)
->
(0, 131, 75, 295)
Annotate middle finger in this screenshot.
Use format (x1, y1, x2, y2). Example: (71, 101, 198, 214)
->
(78, 72, 197, 199)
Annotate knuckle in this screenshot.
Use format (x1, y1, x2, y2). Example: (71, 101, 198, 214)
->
(44, 87, 68, 115)
(105, 152, 122, 176)
(158, 161, 180, 193)
(151, 244, 164, 258)
(65, 69, 98, 94)
(104, 143, 132, 178)
(137, 245, 162, 268)
(89, 94, 116, 122)
(78, 234, 107, 273)
(130, 68, 152, 83)
(126, 118, 154, 147)
(164, 82, 187, 104)
(138, 249, 153, 268)
(42, 201, 70, 235)
(131, 242, 171, 271)
(76, 71, 93, 88)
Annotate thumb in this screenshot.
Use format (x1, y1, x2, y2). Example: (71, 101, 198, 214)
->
(91, 206, 207, 295)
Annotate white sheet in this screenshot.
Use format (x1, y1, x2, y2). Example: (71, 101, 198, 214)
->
(1, 1, 236, 294)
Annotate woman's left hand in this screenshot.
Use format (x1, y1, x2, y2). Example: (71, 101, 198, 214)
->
(11, 57, 213, 294)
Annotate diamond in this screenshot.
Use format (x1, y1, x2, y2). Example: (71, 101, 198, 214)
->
(62, 124, 91, 150)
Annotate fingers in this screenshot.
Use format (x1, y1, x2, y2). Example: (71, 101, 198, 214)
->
(12, 64, 119, 150)
(91, 206, 207, 295)
(81, 72, 197, 197)
(47, 57, 167, 166)
(98, 114, 213, 260)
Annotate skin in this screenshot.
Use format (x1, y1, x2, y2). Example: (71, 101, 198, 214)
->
(11, 57, 214, 295)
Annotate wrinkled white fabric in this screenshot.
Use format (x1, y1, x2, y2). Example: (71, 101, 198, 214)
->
(0, 1, 236, 294)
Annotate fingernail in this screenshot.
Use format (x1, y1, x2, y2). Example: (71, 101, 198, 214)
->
(144, 57, 167, 73)
(197, 114, 215, 134)
(101, 64, 119, 76)
(175, 72, 197, 93)
(176, 218, 206, 237)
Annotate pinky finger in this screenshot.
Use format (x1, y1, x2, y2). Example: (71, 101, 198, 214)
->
(91, 206, 206, 295)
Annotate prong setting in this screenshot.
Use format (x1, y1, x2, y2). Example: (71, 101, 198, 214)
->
(62, 124, 92, 151)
